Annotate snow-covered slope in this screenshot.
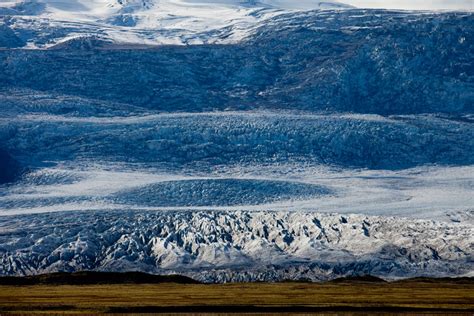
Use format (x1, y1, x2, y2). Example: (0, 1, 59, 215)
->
(1, 210, 472, 282)
(0, 0, 352, 47)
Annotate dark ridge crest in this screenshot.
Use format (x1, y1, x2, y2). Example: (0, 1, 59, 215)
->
(0, 271, 201, 285)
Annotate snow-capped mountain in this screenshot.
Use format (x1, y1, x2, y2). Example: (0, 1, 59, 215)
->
(0, 0, 352, 47)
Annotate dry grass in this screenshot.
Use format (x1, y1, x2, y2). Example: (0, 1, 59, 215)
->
(0, 280, 473, 314)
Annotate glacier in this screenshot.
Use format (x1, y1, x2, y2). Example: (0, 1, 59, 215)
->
(0, 0, 353, 47)
(0, 4, 473, 281)
(0, 210, 472, 282)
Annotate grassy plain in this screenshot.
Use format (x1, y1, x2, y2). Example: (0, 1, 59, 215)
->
(0, 278, 473, 314)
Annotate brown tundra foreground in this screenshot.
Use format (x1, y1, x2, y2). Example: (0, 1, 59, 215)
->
(0, 272, 473, 314)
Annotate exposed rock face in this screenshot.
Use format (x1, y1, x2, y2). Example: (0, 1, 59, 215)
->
(1, 11, 473, 115)
(0, 149, 20, 184)
(0, 25, 25, 48)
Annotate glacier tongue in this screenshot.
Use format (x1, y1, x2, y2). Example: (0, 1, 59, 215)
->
(0, 5, 472, 283)
(0, 210, 472, 282)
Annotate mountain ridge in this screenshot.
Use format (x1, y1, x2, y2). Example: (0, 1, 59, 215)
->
(1, 270, 473, 285)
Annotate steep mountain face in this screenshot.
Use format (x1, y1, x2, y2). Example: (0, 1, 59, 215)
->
(1, 11, 472, 115)
(0, 210, 472, 281)
(248, 11, 473, 114)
